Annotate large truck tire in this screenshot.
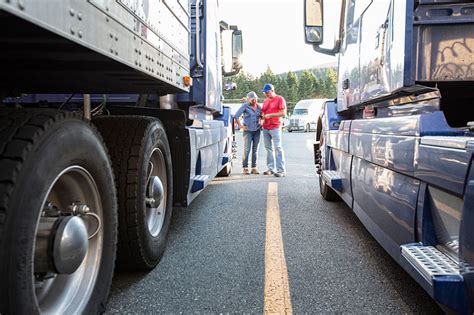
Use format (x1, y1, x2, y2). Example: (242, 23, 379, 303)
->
(317, 123, 340, 202)
(94, 116, 173, 271)
(0, 109, 117, 314)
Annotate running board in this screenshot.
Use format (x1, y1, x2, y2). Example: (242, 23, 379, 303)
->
(401, 245, 459, 283)
(191, 175, 210, 193)
(321, 170, 343, 192)
(400, 244, 469, 313)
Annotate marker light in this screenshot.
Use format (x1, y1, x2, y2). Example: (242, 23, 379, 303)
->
(183, 76, 193, 87)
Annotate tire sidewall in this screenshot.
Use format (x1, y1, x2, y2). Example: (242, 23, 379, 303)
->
(3, 119, 116, 314)
(319, 174, 326, 197)
(137, 121, 173, 265)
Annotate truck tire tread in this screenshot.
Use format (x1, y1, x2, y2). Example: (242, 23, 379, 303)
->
(94, 116, 173, 270)
(0, 109, 117, 314)
(0, 110, 70, 238)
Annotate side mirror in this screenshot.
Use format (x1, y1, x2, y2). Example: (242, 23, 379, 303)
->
(220, 21, 243, 77)
(231, 30, 243, 72)
(304, 0, 323, 44)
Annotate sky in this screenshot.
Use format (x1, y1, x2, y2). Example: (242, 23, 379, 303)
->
(219, 0, 339, 77)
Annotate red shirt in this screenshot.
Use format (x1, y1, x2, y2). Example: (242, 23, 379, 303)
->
(262, 95, 286, 130)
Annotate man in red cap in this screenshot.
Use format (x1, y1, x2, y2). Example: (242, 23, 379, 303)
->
(261, 83, 287, 177)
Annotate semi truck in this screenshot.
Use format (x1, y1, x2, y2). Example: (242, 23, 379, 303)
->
(0, 0, 242, 313)
(287, 98, 328, 132)
(304, 0, 473, 312)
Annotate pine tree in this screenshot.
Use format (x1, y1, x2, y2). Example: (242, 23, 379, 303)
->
(222, 67, 337, 104)
(286, 71, 298, 102)
(325, 68, 338, 98)
(298, 70, 317, 100)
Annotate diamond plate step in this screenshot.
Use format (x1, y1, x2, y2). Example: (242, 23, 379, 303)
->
(401, 245, 459, 284)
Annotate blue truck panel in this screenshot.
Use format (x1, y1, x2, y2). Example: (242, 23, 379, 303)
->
(350, 131, 416, 174)
(352, 157, 418, 250)
(416, 143, 471, 195)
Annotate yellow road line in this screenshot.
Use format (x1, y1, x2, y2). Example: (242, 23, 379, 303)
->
(264, 182, 293, 314)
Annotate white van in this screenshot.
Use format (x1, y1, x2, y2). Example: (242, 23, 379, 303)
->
(287, 99, 329, 132)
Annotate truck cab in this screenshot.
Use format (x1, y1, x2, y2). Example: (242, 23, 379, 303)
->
(304, 0, 474, 312)
(288, 99, 328, 132)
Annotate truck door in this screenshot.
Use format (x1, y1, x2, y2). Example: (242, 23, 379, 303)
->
(358, 0, 391, 103)
(337, 0, 372, 111)
(204, 0, 223, 112)
(349, 0, 412, 107)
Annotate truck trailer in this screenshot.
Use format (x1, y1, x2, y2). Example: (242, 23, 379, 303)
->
(304, 0, 474, 312)
(0, 0, 242, 313)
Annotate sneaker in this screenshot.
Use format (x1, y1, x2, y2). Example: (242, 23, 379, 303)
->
(251, 168, 260, 174)
(243, 167, 250, 175)
(263, 169, 274, 175)
(274, 172, 286, 177)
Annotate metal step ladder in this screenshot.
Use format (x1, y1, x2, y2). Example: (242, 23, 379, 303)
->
(400, 243, 470, 313)
(401, 244, 460, 283)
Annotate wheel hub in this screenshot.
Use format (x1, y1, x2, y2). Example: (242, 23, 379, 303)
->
(146, 175, 164, 208)
(53, 216, 89, 274)
(35, 215, 88, 275)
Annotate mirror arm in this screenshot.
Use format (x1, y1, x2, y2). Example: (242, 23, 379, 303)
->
(195, 0, 204, 69)
(312, 39, 341, 56)
(222, 69, 241, 77)
(308, 0, 345, 56)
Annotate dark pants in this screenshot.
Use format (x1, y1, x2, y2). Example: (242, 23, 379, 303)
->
(242, 129, 261, 168)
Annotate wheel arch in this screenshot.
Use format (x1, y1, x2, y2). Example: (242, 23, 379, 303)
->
(316, 116, 323, 142)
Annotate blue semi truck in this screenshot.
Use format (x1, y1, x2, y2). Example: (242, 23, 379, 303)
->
(304, 0, 474, 312)
(0, 0, 241, 313)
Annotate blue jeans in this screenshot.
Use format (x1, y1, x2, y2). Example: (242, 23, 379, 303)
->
(242, 130, 261, 168)
(263, 128, 285, 173)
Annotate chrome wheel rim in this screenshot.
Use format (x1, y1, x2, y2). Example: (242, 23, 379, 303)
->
(146, 148, 167, 237)
(34, 166, 103, 313)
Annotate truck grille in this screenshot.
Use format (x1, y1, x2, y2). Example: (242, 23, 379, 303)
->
(290, 119, 300, 126)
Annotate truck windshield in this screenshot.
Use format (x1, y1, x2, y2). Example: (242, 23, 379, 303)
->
(293, 109, 308, 115)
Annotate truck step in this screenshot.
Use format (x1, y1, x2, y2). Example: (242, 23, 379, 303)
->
(401, 244, 459, 284)
(321, 170, 343, 192)
(191, 175, 210, 193)
(221, 156, 230, 165)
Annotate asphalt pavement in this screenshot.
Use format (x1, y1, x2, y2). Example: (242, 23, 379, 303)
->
(106, 129, 441, 313)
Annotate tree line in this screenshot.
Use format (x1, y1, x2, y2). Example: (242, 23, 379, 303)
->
(223, 66, 337, 113)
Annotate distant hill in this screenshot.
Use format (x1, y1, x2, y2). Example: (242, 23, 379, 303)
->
(277, 61, 337, 78)
(311, 61, 338, 69)
(277, 61, 338, 79)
